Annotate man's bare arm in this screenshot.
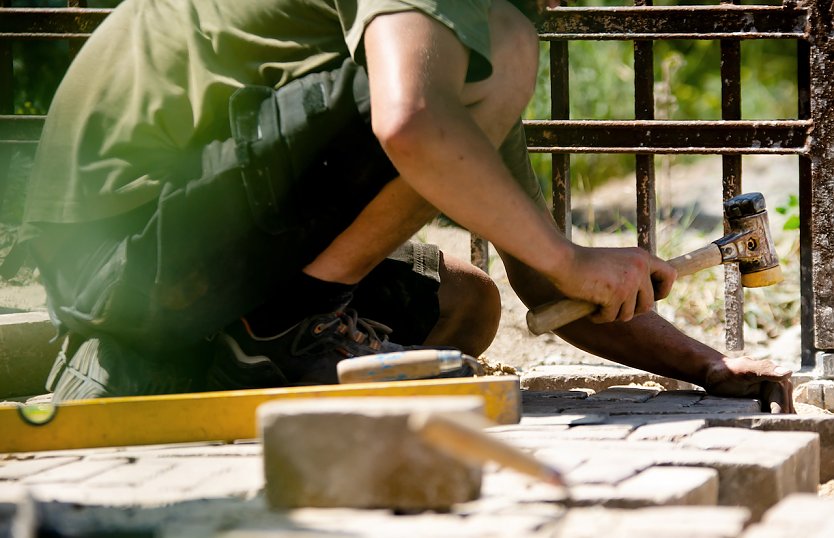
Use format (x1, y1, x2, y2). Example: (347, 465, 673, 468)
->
(498, 241, 794, 413)
(362, 3, 675, 323)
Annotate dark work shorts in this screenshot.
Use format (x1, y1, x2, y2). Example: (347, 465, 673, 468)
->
(30, 59, 441, 356)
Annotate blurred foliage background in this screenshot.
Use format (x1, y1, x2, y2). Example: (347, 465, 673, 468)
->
(524, 0, 797, 203)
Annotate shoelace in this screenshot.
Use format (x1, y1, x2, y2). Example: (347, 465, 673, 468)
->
(332, 309, 393, 347)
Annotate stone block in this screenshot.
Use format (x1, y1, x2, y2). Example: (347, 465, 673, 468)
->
(22, 459, 126, 485)
(587, 386, 660, 403)
(0, 485, 34, 538)
(819, 352, 834, 379)
(612, 466, 719, 508)
(656, 429, 819, 520)
(557, 506, 750, 538)
(0, 312, 61, 399)
(741, 494, 834, 538)
(521, 365, 696, 393)
(629, 419, 708, 442)
(706, 414, 834, 482)
(795, 380, 826, 408)
(258, 396, 484, 510)
(824, 382, 834, 410)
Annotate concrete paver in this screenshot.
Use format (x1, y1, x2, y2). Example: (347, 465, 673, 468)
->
(0, 378, 831, 536)
(259, 396, 484, 510)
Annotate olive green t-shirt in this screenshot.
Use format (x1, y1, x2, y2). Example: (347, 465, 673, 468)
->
(22, 0, 494, 234)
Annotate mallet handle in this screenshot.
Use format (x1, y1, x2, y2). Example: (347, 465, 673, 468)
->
(526, 243, 722, 335)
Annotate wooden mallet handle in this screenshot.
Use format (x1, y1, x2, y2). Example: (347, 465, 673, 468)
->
(526, 243, 722, 335)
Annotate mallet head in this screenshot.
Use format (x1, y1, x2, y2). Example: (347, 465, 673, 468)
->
(718, 192, 783, 288)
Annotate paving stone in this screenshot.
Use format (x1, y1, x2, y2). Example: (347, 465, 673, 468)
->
(612, 466, 719, 508)
(705, 414, 834, 481)
(22, 459, 127, 485)
(629, 419, 708, 441)
(795, 381, 825, 407)
(85, 460, 176, 487)
(565, 453, 654, 485)
(258, 396, 483, 510)
(655, 430, 820, 520)
(554, 424, 635, 440)
(587, 386, 660, 402)
(555, 506, 750, 538)
(740, 494, 834, 538)
(0, 484, 35, 538)
(825, 383, 834, 410)
(693, 397, 762, 414)
(521, 365, 696, 393)
(679, 427, 764, 451)
(0, 457, 79, 481)
(518, 414, 607, 426)
(652, 390, 708, 406)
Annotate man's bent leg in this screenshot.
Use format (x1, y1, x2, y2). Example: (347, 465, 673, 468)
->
(425, 253, 500, 356)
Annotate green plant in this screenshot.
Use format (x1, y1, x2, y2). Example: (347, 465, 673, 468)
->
(774, 194, 800, 231)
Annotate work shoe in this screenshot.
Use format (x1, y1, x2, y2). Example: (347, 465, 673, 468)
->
(46, 333, 208, 403)
(207, 309, 425, 388)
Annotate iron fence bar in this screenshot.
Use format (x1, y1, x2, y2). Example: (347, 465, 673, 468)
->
(797, 37, 815, 369)
(634, 0, 656, 255)
(550, 40, 572, 239)
(720, 0, 744, 351)
(0, 8, 110, 39)
(524, 119, 810, 154)
(806, 0, 834, 358)
(538, 5, 806, 40)
(67, 0, 89, 58)
(0, 115, 45, 143)
(0, 0, 12, 219)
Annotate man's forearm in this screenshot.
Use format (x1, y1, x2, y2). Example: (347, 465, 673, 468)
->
(502, 250, 722, 387)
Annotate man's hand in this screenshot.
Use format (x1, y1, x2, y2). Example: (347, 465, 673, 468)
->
(703, 356, 795, 414)
(550, 245, 677, 324)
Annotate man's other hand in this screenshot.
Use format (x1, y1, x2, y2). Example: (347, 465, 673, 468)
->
(704, 356, 795, 414)
(554, 245, 677, 324)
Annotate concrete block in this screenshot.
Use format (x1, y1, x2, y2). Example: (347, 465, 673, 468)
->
(693, 396, 762, 414)
(587, 386, 660, 402)
(22, 459, 126, 485)
(0, 457, 79, 481)
(656, 429, 819, 520)
(258, 396, 484, 510)
(706, 414, 834, 482)
(612, 466, 719, 508)
(824, 382, 834, 410)
(0, 485, 34, 538)
(629, 419, 708, 442)
(521, 365, 695, 393)
(680, 427, 764, 451)
(557, 506, 750, 538)
(795, 380, 826, 408)
(565, 453, 654, 485)
(741, 494, 834, 538)
(819, 352, 834, 378)
(0, 312, 61, 399)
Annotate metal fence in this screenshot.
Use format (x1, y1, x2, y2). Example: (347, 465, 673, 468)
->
(1, 0, 832, 370)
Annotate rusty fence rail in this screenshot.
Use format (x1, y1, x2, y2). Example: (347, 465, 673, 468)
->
(522, 0, 831, 371)
(1, 1, 831, 370)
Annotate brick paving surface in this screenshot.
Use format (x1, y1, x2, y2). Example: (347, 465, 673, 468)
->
(1, 371, 834, 537)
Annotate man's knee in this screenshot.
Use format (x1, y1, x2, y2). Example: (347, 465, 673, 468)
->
(433, 254, 501, 356)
